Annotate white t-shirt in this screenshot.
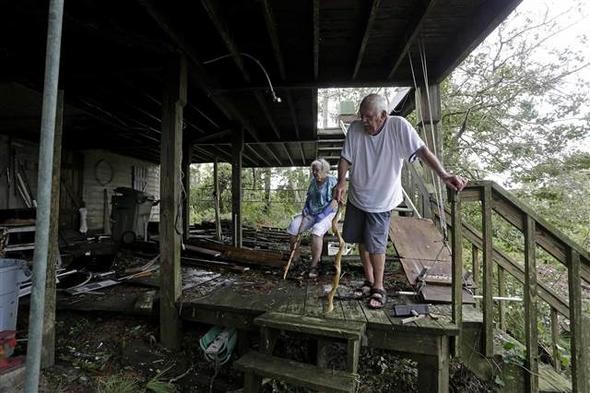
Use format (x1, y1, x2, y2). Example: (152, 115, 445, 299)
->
(341, 116, 425, 212)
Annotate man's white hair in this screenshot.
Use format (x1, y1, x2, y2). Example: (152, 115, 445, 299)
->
(359, 94, 388, 115)
(310, 158, 331, 176)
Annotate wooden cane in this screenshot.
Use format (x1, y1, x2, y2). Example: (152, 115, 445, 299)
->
(326, 200, 344, 313)
(283, 211, 307, 279)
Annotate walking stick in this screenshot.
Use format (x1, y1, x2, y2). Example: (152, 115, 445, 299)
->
(283, 211, 307, 279)
(326, 200, 344, 313)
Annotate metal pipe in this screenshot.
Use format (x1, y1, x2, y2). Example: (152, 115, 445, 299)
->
(24, 0, 64, 391)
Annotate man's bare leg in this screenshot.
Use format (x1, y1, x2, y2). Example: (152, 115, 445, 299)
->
(368, 253, 386, 308)
(358, 243, 374, 284)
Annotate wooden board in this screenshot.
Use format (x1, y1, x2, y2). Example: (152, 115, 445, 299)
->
(235, 351, 355, 393)
(400, 258, 453, 285)
(421, 286, 475, 304)
(389, 216, 451, 261)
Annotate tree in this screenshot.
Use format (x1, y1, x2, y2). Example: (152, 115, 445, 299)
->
(440, 2, 590, 184)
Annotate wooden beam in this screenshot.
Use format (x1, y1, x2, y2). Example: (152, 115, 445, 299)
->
(352, 0, 381, 79)
(299, 143, 307, 166)
(312, 0, 319, 80)
(523, 215, 539, 393)
(472, 244, 480, 310)
(159, 56, 187, 349)
(387, 0, 435, 80)
(450, 189, 462, 356)
(441, 208, 571, 317)
(232, 128, 244, 247)
(432, 0, 521, 83)
(481, 184, 494, 358)
(568, 249, 588, 393)
(282, 143, 294, 167)
(261, 144, 283, 166)
(260, 0, 286, 78)
(137, 0, 259, 141)
(201, 0, 281, 139)
(182, 140, 192, 241)
(550, 308, 561, 372)
(42, 90, 63, 368)
(497, 265, 506, 330)
(485, 182, 590, 283)
(245, 144, 273, 167)
(213, 157, 222, 241)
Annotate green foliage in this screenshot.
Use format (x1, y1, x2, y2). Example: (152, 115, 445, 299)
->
(441, 2, 590, 184)
(97, 374, 140, 393)
(189, 164, 312, 229)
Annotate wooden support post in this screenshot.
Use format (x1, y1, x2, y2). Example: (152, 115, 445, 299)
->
(450, 189, 462, 356)
(159, 56, 187, 349)
(243, 372, 262, 393)
(415, 85, 443, 197)
(232, 129, 244, 247)
(182, 139, 192, 241)
(346, 338, 361, 374)
(42, 90, 63, 368)
(482, 185, 494, 358)
(523, 215, 539, 393)
(497, 265, 506, 330)
(568, 249, 589, 393)
(416, 337, 449, 393)
(550, 308, 561, 372)
(213, 157, 222, 241)
(471, 244, 480, 310)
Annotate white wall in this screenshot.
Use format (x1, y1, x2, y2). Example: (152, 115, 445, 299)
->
(82, 150, 160, 231)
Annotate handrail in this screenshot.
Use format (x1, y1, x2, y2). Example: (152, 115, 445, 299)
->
(450, 181, 588, 393)
(463, 181, 590, 282)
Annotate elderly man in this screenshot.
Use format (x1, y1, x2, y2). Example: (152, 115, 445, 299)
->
(333, 94, 467, 309)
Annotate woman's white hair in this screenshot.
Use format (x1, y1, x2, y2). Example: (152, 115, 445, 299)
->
(310, 158, 331, 175)
(359, 93, 388, 115)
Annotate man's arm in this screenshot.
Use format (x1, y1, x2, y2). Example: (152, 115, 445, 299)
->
(333, 158, 350, 202)
(415, 146, 468, 191)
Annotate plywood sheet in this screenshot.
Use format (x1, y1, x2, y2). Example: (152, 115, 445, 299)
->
(389, 216, 451, 261)
(421, 286, 475, 304)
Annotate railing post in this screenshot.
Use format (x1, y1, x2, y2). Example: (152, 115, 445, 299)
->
(550, 308, 561, 372)
(482, 184, 494, 358)
(568, 249, 589, 393)
(450, 189, 463, 334)
(524, 215, 539, 393)
(497, 265, 506, 331)
(471, 244, 480, 310)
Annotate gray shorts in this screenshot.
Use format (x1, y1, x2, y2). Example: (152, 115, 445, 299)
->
(342, 202, 391, 254)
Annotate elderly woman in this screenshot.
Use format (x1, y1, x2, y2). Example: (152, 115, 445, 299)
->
(287, 158, 337, 278)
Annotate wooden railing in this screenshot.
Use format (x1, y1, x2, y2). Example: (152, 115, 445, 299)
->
(447, 181, 589, 393)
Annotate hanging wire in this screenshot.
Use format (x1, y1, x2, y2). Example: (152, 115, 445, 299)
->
(203, 52, 282, 103)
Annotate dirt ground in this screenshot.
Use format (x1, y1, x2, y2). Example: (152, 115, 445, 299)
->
(9, 310, 497, 393)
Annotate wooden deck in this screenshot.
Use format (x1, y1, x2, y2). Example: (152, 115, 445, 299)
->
(180, 271, 459, 356)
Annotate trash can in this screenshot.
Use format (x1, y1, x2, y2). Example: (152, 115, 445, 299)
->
(111, 187, 156, 244)
(0, 258, 30, 332)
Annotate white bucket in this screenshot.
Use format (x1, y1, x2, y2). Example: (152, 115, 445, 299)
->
(0, 258, 30, 331)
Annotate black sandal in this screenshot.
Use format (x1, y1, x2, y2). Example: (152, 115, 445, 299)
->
(352, 280, 373, 299)
(368, 288, 387, 309)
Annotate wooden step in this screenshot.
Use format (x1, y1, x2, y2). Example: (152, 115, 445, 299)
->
(254, 312, 366, 340)
(235, 351, 356, 393)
